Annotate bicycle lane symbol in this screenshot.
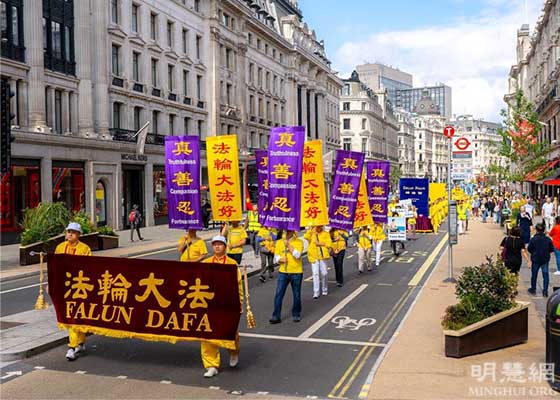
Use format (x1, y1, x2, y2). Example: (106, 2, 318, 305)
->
(331, 316, 377, 331)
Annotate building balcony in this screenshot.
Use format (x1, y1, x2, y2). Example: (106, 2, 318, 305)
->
(132, 83, 144, 93)
(168, 92, 177, 101)
(146, 133, 165, 145)
(183, 96, 192, 105)
(249, 116, 256, 122)
(44, 55, 75, 76)
(109, 128, 165, 146)
(152, 88, 161, 97)
(112, 76, 125, 87)
(197, 100, 205, 109)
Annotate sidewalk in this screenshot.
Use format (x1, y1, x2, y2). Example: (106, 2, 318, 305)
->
(367, 220, 560, 400)
(0, 224, 264, 362)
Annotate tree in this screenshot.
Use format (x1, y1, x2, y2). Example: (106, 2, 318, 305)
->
(490, 90, 551, 183)
(390, 165, 402, 192)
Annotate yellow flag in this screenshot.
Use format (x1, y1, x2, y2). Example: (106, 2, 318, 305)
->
(206, 135, 243, 222)
(300, 141, 329, 227)
(353, 171, 374, 228)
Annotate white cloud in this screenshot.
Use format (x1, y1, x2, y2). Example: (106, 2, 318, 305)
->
(333, 0, 541, 122)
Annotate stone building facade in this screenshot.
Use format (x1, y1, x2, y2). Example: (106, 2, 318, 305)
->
(506, 0, 559, 197)
(395, 108, 415, 177)
(0, 0, 341, 244)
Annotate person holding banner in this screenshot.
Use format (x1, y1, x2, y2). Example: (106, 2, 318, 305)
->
(357, 226, 373, 273)
(257, 226, 277, 282)
(269, 230, 304, 324)
(54, 222, 92, 361)
(201, 235, 243, 378)
(331, 229, 348, 287)
(221, 221, 247, 265)
(304, 226, 333, 298)
(370, 222, 386, 267)
(177, 229, 208, 262)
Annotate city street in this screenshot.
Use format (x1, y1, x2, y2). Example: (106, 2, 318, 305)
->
(1, 231, 447, 399)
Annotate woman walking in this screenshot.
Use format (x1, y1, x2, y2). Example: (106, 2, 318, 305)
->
(499, 226, 530, 277)
(547, 216, 560, 276)
(331, 229, 347, 287)
(516, 205, 533, 245)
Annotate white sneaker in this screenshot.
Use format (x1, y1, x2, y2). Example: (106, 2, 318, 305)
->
(554, 271, 560, 275)
(229, 353, 239, 367)
(204, 367, 219, 378)
(65, 348, 76, 361)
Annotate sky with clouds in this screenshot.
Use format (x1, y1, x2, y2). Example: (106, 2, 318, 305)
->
(298, 0, 542, 122)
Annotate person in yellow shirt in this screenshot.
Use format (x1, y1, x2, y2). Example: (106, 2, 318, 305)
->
(370, 222, 386, 267)
(257, 226, 277, 282)
(221, 221, 247, 265)
(330, 229, 347, 287)
(54, 222, 92, 361)
(244, 205, 262, 257)
(177, 229, 208, 262)
(200, 235, 243, 378)
(408, 206, 417, 240)
(304, 225, 332, 298)
(269, 230, 304, 324)
(357, 226, 372, 273)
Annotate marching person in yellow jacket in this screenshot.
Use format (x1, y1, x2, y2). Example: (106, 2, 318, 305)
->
(200, 235, 243, 378)
(407, 206, 418, 240)
(330, 229, 347, 287)
(357, 226, 373, 273)
(54, 222, 92, 361)
(257, 226, 276, 282)
(370, 222, 386, 267)
(221, 221, 247, 265)
(269, 231, 304, 324)
(457, 200, 468, 235)
(304, 226, 332, 298)
(177, 229, 208, 262)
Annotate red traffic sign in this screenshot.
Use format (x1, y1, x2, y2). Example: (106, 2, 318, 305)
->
(454, 137, 472, 151)
(443, 126, 455, 139)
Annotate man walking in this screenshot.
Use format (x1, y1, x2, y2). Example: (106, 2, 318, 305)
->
(541, 196, 555, 232)
(527, 223, 554, 297)
(129, 204, 144, 241)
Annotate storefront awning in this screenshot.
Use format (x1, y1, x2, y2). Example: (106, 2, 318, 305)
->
(543, 178, 560, 186)
(524, 159, 559, 182)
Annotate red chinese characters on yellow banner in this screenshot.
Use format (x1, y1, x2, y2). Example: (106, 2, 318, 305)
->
(354, 171, 374, 228)
(47, 254, 241, 349)
(300, 140, 329, 227)
(206, 135, 243, 222)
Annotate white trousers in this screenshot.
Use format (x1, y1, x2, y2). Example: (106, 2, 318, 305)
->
(311, 259, 328, 296)
(458, 220, 464, 235)
(358, 248, 371, 272)
(545, 216, 554, 232)
(372, 240, 383, 266)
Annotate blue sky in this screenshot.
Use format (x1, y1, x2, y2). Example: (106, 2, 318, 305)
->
(298, 0, 541, 121)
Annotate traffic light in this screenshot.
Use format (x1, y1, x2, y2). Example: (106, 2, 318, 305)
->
(1, 78, 15, 174)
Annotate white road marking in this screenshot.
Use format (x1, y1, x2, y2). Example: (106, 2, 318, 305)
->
(75, 370, 87, 374)
(117, 375, 127, 379)
(0, 283, 45, 294)
(1, 371, 22, 380)
(160, 380, 172, 384)
(298, 284, 368, 338)
(306, 396, 318, 399)
(239, 332, 384, 348)
(209, 386, 220, 390)
(257, 392, 269, 395)
(34, 366, 45, 370)
(376, 283, 393, 286)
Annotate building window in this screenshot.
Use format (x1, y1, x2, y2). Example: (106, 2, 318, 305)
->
(54, 89, 62, 133)
(43, 1, 75, 75)
(362, 138, 367, 153)
(151, 58, 158, 86)
(225, 47, 232, 70)
(194, 0, 200, 12)
(248, 63, 254, 83)
(132, 51, 140, 81)
(343, 138, 351, 151)
(257, 38, 261, 50)
(195, 35, 201, 60)
(52, 162, 85, 213)
(152, 110, 159, 134)
(182, 28, 188, 53)
(343, 119, 350, 130)
(133, 106, 141, 131)
(111, 44, 120, 75)
(196, 75, 202, 99)
(111, 0, 119, 24)
(150, 12, 157, 40)
(184, 116, 190, 133)
(182, 70, 189, 95)
(166, 20, 173, 48)
(258, 67, 262, 87)
(169, 114, 175, 135)
(131, 3, 138, 32)
(112, 102, 121, 129)
(197, 120, 203, 137)
(1, 0, 24, 62)
(167, 64, 174, 92)
(226, 83, 232, 105)
(361, 118, 366, 130)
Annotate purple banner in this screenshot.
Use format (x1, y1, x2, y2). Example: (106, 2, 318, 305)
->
(328, 150, 365, 230)
(165, 135, 203, 229)
(366, 161, 391, 224)
(255, 150, 269, 225)
(264, 126, 305, 231)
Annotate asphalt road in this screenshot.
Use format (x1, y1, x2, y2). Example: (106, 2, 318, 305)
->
(1, 231, 447, 399)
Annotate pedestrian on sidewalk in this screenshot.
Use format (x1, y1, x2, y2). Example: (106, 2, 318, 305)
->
(370, 222, 386, 267)
(54, 222, 92, 361)
(269, 230, 304, 324)
(129, 204, 144, 242)
(500, 226, 530, 276)
(542, 196, 555, 232)
(200, 235, 243, 378)
(517, 205, 533, 245)
(244, 205, 261, 257)
(457, 200, 467, 234)
(547, 216, 560, 276)
(178, 229, 208, 262)
(304, 225, 332, 298)
(330, 229, 347, 287)
(221, 221, 247, 265)
(357, 226, 372, 273)
(527, 223, 555, 297)
(201, 199, 212, 230)
(257, 226, 276, 282)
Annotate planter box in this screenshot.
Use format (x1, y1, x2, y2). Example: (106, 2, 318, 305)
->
(444, 301, 529, 358)
(79, 233, 100, 252)
(19, 233, 100, 265)
(98, 235, 119, 250)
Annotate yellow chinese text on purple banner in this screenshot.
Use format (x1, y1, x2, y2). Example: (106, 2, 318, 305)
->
(255, 150, 269, 225)
(366, 161, 391, 224)
(165, 136, 203, 229)
(264, 126, 305, 231)
(328, 150, 365, 230)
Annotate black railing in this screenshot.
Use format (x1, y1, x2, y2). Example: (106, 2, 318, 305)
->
(183, 96, 192, 105)
(133, 83, 144, 93)
(259, 118, 265, 124)
(152, 88, 161, 97)
(168, 93, 177, 101)
(1, 42, 25, 63)
(44, 56, 75, 76)
(109, 128, 165, 146)
(250, 116, 256, 122)
(197, 100, 205, 109)
(112, 77, 124, 87)
(146, 133, 165, 145)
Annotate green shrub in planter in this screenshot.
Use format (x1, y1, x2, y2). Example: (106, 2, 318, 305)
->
(98, 225, 118, 236)
(20, 202, 72, 245)
(72, 211, 96, 234)
(442, 256, 518, 330)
